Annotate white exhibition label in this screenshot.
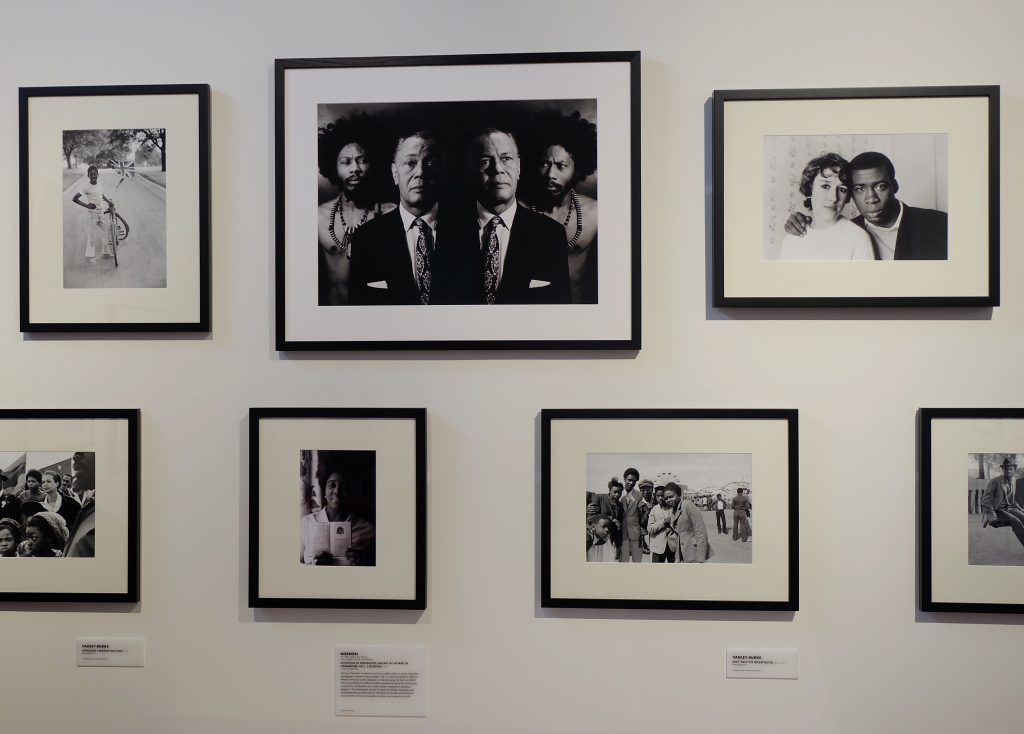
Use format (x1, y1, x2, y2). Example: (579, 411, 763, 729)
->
(77, 638, 145, 667)
(335, 645, 427, 717)
(726, 648, 799, 679)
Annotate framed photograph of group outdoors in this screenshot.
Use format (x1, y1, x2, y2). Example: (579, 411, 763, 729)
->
(275, 51, 640, 350)
(541, 409, 798, 610)
(713, 86, 999, 307)
(19, 84, 210, 332)
(0, 409, 139, 603)
(920, 408, 1024, 613)
(249, 408, 426, 609)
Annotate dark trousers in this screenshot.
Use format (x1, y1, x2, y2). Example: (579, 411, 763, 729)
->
(992, 507, 1024, 547)
(652, 547, 676, 563)
(715, 509, 727, 533)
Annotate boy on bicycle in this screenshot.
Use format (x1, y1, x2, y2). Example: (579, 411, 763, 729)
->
(71, 165, 113, 265)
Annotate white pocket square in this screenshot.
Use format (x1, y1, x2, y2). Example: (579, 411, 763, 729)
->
(366, 280, 388, 289)
(528, 279, 551, 288)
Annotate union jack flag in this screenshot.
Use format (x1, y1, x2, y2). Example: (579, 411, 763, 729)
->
(108, 159, 136, 179)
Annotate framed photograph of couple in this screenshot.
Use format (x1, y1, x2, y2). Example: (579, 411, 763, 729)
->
(541, 409, 798, 610)
(920, 408, 1024, 613)
(713, 86, 999, 307)
(0, 409, 139, 603)
(19, 84, 211, 332)
(248, 408, 426, 609)
(275, 51, 640, 350)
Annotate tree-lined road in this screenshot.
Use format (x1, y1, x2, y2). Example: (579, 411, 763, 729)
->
(63, 169, 167, 289)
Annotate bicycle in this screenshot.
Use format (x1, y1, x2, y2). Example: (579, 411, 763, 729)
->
(102, 198, 130, 267)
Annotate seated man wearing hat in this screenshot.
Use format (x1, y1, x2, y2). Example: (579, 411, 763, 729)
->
(982, 456, 1024, 549)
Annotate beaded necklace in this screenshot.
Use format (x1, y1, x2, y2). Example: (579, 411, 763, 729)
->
(327, 193, 381, 256)
(531, 189, 583, 249)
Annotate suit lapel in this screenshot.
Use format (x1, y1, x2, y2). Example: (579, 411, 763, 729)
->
(385, 210, 419, 299)
(497, 208, 530, 298)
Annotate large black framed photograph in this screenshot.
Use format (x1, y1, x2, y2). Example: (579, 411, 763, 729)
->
(0, 409, 139, 603)
(20, 84, 210, 332)
(921, 409, 1024, 613)
(249, 408, 426, 609)
(541, 409, 798, 610)
(275, 52, 640, 350)
(713, 86, 998, 307)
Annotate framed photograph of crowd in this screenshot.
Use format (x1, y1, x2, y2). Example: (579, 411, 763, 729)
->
(275, 51, 640, 350)
(0, 409, 139, 603)
(920, 408, 1024, 613)
(19, 84, 210, 332)
(248, 408, 426, 609)
(541, 409, 798, 610)
(713, 85, 999, 307)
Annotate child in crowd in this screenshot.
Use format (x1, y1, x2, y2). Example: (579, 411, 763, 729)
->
(586, 515, 617, 562)
(0, 518, 21, 557)
(18, 512, 69, 558)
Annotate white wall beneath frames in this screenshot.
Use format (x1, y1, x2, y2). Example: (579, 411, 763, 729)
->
(0, 1, 1022, 732)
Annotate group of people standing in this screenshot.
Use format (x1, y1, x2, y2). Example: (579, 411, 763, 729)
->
(0, 453, 97, 558)
(585, 467, 754, 564)
(316, 106, 598, 307)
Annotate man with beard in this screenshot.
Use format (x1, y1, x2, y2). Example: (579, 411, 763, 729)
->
(524, 110, 599, 303)
(349, 130, 466, 305)
(316, 115, 396, 305)
(463, 127, 570, 305)
(784, 151, 947, 260)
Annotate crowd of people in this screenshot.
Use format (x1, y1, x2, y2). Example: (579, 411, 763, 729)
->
(316, 105, 599, 307)
(0, 453, 96, 558)
(585, 467, 752, 563)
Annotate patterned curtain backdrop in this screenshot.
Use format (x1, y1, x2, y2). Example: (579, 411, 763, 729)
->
(762, 134, 948, 259)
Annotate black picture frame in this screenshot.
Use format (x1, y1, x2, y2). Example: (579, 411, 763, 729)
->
(541, 408, 799, 610)
(712, 85, 999, 308)
(249, 408, 426, 609)
(920, 408, 1024, 614)
(19, 84, 211, 332)
(275, 52, 640, 351)
(0, 409, 140, 603)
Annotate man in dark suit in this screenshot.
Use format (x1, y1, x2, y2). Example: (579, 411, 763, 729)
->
(982, 456, 1024, 549)
(348, 131, 463, 305)
(465, 127, 570, 305)
(784, 151, 948, 260)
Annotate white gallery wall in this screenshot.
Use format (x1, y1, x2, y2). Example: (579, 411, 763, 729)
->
(2, 0, 1022, 731)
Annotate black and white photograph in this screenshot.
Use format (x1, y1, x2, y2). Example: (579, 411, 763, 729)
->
(764, 134, 947, 261)
(298, 449, 376, 566)
(0, 410, 138, 603)
(315, 100, 598, 307)
(966, 453, 1024, 566)
(713, 86, 998, 307)
(542, 409, 798, 610)
(62, 128, 167, 287)
(0, 451, 96, 559)
(277, 52, 639, 350)
(20, 84, 210, 332)
(921, 409, 1024, 613)
(249, 408, 425, 609)
(584, 453, 752, 564)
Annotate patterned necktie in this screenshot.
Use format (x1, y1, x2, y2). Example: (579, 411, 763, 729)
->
(413, 217, 433, 305)
(482, 216, 501, 305)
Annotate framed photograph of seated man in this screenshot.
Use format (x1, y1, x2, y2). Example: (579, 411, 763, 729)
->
(249, 408, 426, 609)
(921, 409, 1024, 613)
(713, 86, 999, 307)
(275, 52, 639, 350)
(0, 409, 139, 603)
(19, 84, 210, 332)
(541, 409, 798, 610)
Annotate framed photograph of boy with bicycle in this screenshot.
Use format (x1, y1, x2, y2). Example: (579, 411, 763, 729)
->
(19, 84, 210, 332)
